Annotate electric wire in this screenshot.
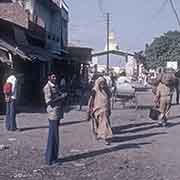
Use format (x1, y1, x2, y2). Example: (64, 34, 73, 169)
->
(168, 0, 180, 29)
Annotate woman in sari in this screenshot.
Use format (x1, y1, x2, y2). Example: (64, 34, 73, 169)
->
(88, 77, 113, 145)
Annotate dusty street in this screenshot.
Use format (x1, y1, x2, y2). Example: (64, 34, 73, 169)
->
(1, 90, 180, 180)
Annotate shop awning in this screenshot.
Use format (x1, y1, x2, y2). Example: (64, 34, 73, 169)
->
(0, 38, 61, 63)
(19, 45, 59, 62)
(0, 38, 30, 61)
(66, 46, 92, 64)
(50, 49, 69, 56)
(91, 50, 134, 57)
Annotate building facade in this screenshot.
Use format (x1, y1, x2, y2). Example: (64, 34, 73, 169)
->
(0, 0, 69, 109)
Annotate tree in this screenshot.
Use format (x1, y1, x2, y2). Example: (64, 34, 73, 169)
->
(145, 31, 180, 69)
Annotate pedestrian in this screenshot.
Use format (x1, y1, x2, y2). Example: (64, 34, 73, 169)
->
(3, 69, 17, 131)
(155, 73, 175, 127)
(151, 69, 164, 95)
(79, 78, 88, 111)
(88, 77, 112, 145)
(59, 75, 66, 92)
(43, 73, 67, 165)
(110, 72, 116, 88)
(174, 77, 179, 104)
(110, 72, 116, 96)
(104, 73, 112, 89)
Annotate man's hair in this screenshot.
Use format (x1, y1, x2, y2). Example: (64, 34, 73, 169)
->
(48, 72, 56, 77)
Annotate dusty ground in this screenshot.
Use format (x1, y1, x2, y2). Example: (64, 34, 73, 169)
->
(0, 90, 180, 180)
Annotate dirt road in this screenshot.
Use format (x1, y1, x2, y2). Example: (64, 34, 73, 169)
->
(0, 90, 180, 180)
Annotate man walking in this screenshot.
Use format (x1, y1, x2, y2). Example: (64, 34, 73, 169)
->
(4, 69, 17, 131)
(155, 73, 174, 127)
(43, 73, 67, 165)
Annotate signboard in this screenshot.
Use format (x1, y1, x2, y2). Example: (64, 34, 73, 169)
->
(167, 61, 178, 70)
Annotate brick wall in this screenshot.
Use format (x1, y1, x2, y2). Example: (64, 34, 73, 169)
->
(0, 2, 28, 28)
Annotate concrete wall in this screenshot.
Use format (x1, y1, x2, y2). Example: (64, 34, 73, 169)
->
(23, 0, 34, 14)
(33, 0, 63, 50)
(0, 2, 28, 28)
(0, 0, 68, 51)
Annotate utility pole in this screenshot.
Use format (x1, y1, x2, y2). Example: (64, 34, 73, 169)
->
(106, 12, 110, 74)
(169, 0, 180, 29)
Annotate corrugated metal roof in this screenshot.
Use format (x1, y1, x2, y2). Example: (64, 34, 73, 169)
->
(19, 45, 54, 62)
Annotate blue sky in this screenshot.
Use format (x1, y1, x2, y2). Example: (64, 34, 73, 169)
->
(66, 0, 180, 51)
(65, 0, 180, 66)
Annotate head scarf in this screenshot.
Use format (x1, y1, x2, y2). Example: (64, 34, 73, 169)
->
(161, 72, 175, 87)
(93, 77, 106, 92)
(92, 77, 110, 112)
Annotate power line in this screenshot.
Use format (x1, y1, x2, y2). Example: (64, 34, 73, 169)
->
(107, 0, 169, 51)
(168, 0, 180, 28)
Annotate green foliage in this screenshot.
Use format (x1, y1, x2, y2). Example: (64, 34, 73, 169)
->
(145, 31, 180, 69)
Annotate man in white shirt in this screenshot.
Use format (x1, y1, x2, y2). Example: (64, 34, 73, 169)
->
(43, 72, 67, 165)
(5, 70, 17, 131)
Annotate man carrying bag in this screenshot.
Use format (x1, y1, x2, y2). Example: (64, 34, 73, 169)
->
(154, 73, 174, 127)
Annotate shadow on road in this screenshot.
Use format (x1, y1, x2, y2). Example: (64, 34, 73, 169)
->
(19, 125, 48, 131)
(61, 131, 166, 163)
(16, 105, 75, 114)
(122, 103, 180, 110)
(61, 142, 151, 162)
(168, 115, 180, 120)
(112, 122, 160, 134)
(113, 104, 179, 110)
(112, 122, 155, 134)
(19, 120, 87, 131)
(111, 132, 167, 143)
(166, 121, 180, 128)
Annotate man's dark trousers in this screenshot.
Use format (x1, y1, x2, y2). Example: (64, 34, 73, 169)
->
(5, 100, 17, 131)
(45, 120, 59, 165)
(176, 86, 179, 104)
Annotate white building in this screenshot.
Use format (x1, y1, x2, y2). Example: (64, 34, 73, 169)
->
(104, 32, 119, 51)
(125, 56, 137, 77)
